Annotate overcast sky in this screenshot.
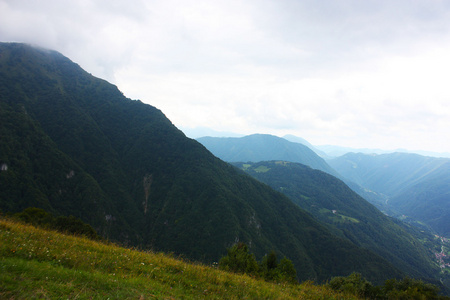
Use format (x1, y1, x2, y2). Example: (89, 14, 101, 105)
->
(2, 0, 450, 153)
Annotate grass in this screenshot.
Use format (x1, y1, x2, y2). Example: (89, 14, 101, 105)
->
(0, 217, 359, 299)
(254, 165, 271, 173)
(242, 164, 251, 170)
(319, 208, 360, 224)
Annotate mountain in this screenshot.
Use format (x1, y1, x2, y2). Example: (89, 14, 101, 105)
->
(317, 145, 450, 159)
(197, 134, 396, 215)
(282, 134, 329, 158)
(329, 152, 450, 236)
(196, 134, 339, 177)
(316, 145, 394, 158)
(0, 42, 404, 283)
(181, 126, 244, 139)
(282, 134, 315, 149)
(232, 161, 439, 281)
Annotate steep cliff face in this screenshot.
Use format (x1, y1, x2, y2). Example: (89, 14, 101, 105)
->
(143, 174, 153, 214)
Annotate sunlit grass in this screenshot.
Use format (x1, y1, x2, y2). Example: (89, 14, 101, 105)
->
(0, 217, 358, 299)
(254, 165, 271, 173)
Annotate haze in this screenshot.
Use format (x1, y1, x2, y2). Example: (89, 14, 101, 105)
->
(1, 0, 450, 154)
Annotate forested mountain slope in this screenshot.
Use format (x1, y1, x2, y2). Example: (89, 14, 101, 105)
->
(232, 161, 439, 281)
(0, 42, 404, 283)
(329, 152, 450, 236)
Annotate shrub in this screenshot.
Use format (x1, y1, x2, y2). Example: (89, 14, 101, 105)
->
(13, 207, 53, 227)
(12, 207, 100, 240)
(54, 215, 100, 240)
(328, 273, 449, 299)
(383, 277, 442, 299)
(328, 272, 376, 298)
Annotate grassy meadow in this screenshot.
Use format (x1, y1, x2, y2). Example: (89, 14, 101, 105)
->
(0, 217, 357, 299)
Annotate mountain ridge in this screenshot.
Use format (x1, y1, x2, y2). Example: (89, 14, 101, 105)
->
(197, 134, 340, 178)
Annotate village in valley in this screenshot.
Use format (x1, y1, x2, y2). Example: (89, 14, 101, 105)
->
(435, 236, 450, 272)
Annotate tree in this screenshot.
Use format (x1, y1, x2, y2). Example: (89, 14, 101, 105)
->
(276, 257, 297, 283)
(219, 244, 297, 283)
(260, 251, 278, 280)
(261, 251, 297, 283)
(218, 243, 259, 275)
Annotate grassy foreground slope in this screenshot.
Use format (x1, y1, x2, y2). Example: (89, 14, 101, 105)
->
(0, 218, 356, 300)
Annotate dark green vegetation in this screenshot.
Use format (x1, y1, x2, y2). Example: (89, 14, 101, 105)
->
(233, 161, 440, 283)
(219, 243, 297, 283)
(10, 207, 100, 240)
(0, 42, 405, 283)
(1, 217, 360, 299)
(197, 134, 340, 177)
(329, 152, 450, 236)
(328, 272, 449, 299)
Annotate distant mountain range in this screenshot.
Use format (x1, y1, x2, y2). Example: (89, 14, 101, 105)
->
(316, 145, 450, 159)
(183, 126, 450, 159)
(0, 42, 412, 284)
(197, 134, 340, 177)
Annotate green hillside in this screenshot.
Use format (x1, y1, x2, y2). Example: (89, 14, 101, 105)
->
(0, 42, 403, 284)
(233, 161, 439, 281)
(0, 217, 359, 299)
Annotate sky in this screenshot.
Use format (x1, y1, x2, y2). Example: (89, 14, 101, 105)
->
(2, 0, 450, 154)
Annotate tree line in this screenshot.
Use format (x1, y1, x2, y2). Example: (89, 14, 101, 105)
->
(219, 242, 450, 299)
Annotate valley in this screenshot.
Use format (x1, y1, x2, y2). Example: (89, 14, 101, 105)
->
(199, 134, 450, 292)
(435, 237, 450, 270)
(328, 152, 450, 237)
